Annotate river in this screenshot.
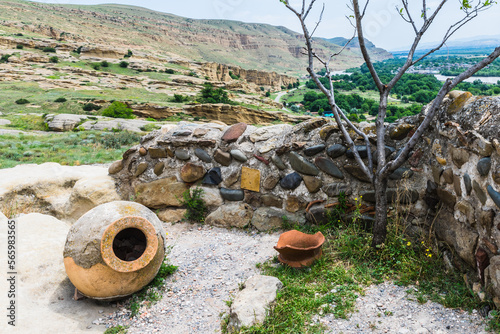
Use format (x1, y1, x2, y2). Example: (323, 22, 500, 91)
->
(434, 74, 500, 84)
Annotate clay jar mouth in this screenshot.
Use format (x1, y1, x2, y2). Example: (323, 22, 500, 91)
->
(101, 216, 159, 273)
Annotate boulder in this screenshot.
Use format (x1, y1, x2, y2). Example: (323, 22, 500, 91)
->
(205, 203, 253, 228)
(485, 256, 500, 299)
(44, 114, 88, 132)
(220, 188, 245, 201)
(288, 152, 319, 176)
(157, 208, 187, 222)
(214, 149, 232, 166)
(271, 154, 286, 170)
(326, 144, 347, 159)
(134, 177, 189, 209)
(450, 147, 469, 168)
(315, 157, 344, 179)
(228, 275, 283, 332)
(194, 148, 212, 163)
(193, 186, 223, 208)
(251, 207, 286, 231)
(180, 163, 205, 183)
(222, 122, 247, 143)
(0, 163, 119, 221)
(65, 176, 121, 222)
(280, 172, 302, 190)
(302, 175, 322, 193)
(434, 210, 478, 268)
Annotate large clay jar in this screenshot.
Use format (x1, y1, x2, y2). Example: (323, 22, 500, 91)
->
(274, 230, 325, 268)
(63, 201, 167, 300)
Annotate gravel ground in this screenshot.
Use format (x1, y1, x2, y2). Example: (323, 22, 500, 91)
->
(102, 222, 491, 333)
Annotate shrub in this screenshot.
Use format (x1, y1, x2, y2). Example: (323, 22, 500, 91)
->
(180, 188, 207, 223)
(98, 131, 141, 149)
(119, 61, 129, 68)
(265, 91, 271, 97)
(187, 71, 198, 77)
(54, 97, 67, 103)
(101, 60, 110, 67)
(74, 46, 82, 54)
(16, 44, 23, 50)
(101, 101, 134, 119)
(200, 83, 230, 104)
(49, 56, 59, 63)
(91, 63, 100, 70)
(124, 49, 133, 58)
(229, 71, 240, 80)
(15, 98, 30, 105)
(0, 54, 11, 63)
(164, 68, 175, 74)
(42, 47, 56, 53)
(82, 102, 101, 112)
(171, 94, 190, 103)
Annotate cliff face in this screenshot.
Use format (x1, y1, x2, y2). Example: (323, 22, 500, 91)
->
(0, 0, 392, 75)
(199, 62, 297, 88)
(131, 103, 311, 125)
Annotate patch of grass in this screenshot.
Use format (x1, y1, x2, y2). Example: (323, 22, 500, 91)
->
(139, 123, 161, 132)
(5, 114, 46, 131)
(179, 187, 208, 223)
(98, 131, 141, 149)
(128, 257, 178, 318)
(104, 325, 129, 334)
(238, 189, 487, 333)
(487, 310, 500, 332)
(0, 131, 139, 169)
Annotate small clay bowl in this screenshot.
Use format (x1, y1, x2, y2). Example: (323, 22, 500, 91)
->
(274, 230, 325, 268)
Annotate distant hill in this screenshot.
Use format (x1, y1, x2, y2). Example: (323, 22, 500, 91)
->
(323, 37, 391, 61)
(0, 0, 392, 75)
(392, 35, 500, 57)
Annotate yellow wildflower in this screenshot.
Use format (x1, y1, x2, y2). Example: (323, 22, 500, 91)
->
(407, 241, 411, 246)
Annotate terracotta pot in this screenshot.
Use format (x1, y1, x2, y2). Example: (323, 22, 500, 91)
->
(63, 201, 167, 300)
(274, 230, 325, 268)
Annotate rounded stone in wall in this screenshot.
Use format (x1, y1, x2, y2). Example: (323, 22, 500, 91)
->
(180, 163, 205, 183)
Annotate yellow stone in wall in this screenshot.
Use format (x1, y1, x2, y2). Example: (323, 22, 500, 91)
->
(241, 166, 261, 192)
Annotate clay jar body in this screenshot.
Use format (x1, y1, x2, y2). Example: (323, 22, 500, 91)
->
(63, 201, 167, 300)
(274, 230, 325, 268)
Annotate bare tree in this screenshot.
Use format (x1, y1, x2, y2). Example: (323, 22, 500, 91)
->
(281, 0, 500, 246)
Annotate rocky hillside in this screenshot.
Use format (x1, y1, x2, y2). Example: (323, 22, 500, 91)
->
(0, 0, 392, 75)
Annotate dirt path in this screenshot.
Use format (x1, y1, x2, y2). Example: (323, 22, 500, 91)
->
(102, 222, 491, 334)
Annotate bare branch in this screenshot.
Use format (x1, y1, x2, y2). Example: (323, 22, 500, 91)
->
(401, 0, 419, 34)
(381, 46, 500, 177)
(352, 0, 384, 92)
(304, 0, 317, 20)
(310, 4, 325, 38)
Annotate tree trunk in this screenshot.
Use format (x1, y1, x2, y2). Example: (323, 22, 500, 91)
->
(371, 176, 388, 247)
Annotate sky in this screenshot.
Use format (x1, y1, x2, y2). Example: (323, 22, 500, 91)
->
(30, 0, 500, 50)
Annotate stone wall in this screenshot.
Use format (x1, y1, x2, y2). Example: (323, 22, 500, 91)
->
(110, 92, 500, 300)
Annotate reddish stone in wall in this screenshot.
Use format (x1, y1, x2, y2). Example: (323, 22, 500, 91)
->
(222, 122, 247, 143)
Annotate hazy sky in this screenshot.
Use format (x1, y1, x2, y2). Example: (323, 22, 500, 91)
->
(31, 0, 500, 50)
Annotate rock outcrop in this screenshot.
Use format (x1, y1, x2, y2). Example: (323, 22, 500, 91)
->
(0, 163, 120, 222)
(228, 275, 283, 332)
(132, 103, 312, 125)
